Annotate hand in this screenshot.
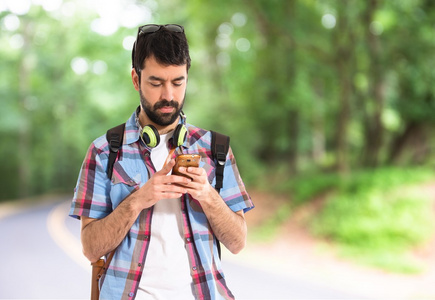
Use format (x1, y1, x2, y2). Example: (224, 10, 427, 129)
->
(176, 166, 214, 204)
(132, 159, 192, 211)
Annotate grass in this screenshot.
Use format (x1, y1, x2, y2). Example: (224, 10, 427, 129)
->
(254, 166, 435, 273)
(312, 184, 435, 273)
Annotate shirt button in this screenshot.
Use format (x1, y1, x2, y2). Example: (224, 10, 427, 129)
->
(192, 266, 197, 271)
(129, 292, 134, 297)
(186, 238, 191, 242)
(144, 235, 148, 240)
(138, 263, 142, 267)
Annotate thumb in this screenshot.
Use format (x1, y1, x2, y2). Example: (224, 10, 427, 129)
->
(160, 159, 175, 175)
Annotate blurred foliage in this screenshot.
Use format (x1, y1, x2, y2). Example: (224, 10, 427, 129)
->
(1, 0, 435, 203)
(311, 167, 435, 273)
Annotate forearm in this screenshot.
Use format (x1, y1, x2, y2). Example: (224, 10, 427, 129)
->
(81, 194, 142, 262)
(200, 188, 247, 254)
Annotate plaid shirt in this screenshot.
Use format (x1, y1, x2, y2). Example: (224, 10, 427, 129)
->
(69, 110, 254, 300)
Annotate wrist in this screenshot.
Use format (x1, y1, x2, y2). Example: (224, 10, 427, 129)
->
(200, 184, 220, 208)
(125, 189, 143, 215)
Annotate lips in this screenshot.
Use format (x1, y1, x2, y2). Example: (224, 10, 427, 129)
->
(159, 106, 175, 113)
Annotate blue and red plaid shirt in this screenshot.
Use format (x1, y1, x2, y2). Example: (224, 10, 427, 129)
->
(69, 110, 254, 299)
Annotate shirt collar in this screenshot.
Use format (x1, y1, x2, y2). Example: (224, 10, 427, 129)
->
(124, 109, 141, 145)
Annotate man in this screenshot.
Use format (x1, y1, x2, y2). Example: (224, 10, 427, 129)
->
(70, 24, 254, 299)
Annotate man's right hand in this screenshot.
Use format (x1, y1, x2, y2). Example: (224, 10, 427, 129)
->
(131, 159, 192, 212)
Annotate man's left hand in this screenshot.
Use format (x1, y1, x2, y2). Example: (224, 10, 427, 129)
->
(175, 167, 215, 203)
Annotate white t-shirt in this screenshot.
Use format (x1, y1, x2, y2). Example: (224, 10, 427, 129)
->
(136, 133, 194, 300)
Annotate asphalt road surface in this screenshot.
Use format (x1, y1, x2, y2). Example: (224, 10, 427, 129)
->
(0, 198, 365, 299)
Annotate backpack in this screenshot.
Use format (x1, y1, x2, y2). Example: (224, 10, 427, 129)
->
(105, 123, 230, 258)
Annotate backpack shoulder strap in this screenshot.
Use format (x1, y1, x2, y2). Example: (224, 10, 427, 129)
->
(210, 130, 230, 260)
(210, 130, 230, 193)
(106, 123, 126, 179)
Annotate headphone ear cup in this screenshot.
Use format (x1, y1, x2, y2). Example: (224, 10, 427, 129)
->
(172, 124, 187, 147)
(142, 125, 160, 148)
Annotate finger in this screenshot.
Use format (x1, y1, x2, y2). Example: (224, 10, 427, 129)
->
(186, 166, 203, 176)
(174, 167, 194, 181)
(164, 174, 192, 185)
(161, 184, 188, 198)
(177, 166, 200, 176)
(181, 167, 207, 184)
(164, 148, 176, 166)
(159, 159, 176, 175)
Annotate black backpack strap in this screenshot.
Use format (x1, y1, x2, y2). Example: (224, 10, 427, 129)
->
(210, 130, 230, 260)
(210, 131, 230, 194)
(106, 123, 126, 179)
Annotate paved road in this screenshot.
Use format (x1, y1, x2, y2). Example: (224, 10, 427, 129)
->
(0, 198, 365, 299)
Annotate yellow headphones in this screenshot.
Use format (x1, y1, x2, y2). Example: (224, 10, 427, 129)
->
(140, 111, 187, 148)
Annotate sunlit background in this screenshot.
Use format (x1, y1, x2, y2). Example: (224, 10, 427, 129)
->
(1, 0, 435, 298)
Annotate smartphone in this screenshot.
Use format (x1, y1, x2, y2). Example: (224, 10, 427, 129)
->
(173, 154, 201, 178)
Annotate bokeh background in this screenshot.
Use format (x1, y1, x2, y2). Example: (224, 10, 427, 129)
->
(1, 0, 435, 297)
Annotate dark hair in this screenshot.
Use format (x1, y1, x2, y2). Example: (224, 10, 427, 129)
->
(132, 26, 191, 76)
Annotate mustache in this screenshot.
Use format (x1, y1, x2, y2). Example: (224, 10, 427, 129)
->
(154, 100, 178, 110)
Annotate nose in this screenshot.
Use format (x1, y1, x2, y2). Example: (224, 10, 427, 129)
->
(161, 83, 174, 101)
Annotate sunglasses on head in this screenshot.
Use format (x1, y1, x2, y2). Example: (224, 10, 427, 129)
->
(138, 24, 184, 36)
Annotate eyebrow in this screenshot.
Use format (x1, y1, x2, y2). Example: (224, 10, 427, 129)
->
(148, 75, 186, 82)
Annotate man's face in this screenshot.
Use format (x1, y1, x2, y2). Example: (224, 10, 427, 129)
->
(134, 55, 188, 127)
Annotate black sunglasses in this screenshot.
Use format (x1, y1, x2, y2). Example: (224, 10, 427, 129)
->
(133, 24, 185, 72)
(137, 24, 184, 36)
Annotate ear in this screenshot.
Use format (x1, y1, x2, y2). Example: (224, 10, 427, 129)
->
(131, 68, 140, 91)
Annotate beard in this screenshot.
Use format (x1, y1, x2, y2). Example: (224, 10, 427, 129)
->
(139, 89, 185, 126)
